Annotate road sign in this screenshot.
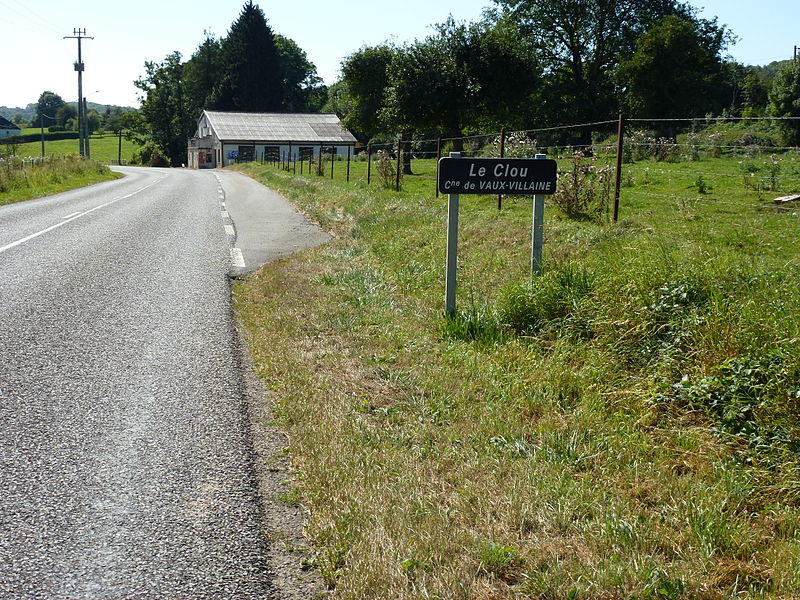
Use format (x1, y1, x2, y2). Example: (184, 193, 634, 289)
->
(438, 157, 557, 195)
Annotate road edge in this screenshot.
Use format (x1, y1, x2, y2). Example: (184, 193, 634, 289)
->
(231, 281, 326, 599)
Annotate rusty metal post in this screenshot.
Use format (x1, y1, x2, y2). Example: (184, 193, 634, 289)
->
(613, 114, 624, 222)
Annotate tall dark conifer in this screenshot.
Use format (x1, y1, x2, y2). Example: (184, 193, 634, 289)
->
(214, 1, 282, 111)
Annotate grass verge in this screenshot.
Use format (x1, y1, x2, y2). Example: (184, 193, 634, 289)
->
(233, 156, 800, 599)
(0, 155, 121, 206)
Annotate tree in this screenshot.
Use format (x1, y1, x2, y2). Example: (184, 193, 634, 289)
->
(618, 15, 730, 123)
(322, 80, 353, 119)
(101, 106, 126, 132)
(85, 108, 102, 135)
(275, 34, 324, 111)
(135, 51, 194, 165)
(212, 1, 282, 111)
(183, 31, 224, 118)
(493, 0, 691, 142)
(56, 103, 77, 128)
(769, 60, 800, 146)
(740, 68, 771, 116)
(382, 18, 539, 150)
(339, 44, 396, 139)
(34, 91, 65, 127)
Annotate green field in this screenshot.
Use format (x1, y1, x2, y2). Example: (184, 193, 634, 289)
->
(232, 150, 800, 599)
(5, 131, 140, 165)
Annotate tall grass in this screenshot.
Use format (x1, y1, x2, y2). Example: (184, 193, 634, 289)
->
(233, 156, 800, 599)
(0, 154, 119, 205)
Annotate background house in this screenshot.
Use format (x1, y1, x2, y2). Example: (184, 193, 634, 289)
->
(188, 111, 357, 169)
(0, 116, 21, 138)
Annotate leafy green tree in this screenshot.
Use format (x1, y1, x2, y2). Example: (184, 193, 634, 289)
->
(339, 44, 396, 139)
(86, 108, 102, 135)
(34, 91, 65, 127)
(618, 15, 730, 122)
(382, 18, 539, 149)
(135, 51, 194, 165)
(101, 106, 126, 132)
(740, 68, 771, 116)
(275, 34, 324, 111)
(212, 1, 282, 111)
(56, 103, 77, 128)
(321, 80, 353, 119)
(493, 0, 691, 141)
(769, 60, 800, 145)
(184, 31, 224, 118)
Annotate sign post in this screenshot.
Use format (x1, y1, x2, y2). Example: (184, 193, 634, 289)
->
(445, 152, 461, 315)
(438, 153, 557, 315)
(531, 154, 547, 275)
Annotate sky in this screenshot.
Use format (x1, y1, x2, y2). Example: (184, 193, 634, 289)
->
(0, 0, 797, 111)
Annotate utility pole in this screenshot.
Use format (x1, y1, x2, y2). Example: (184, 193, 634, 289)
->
(64, 28, 93, 157)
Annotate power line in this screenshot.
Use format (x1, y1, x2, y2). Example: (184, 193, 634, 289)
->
(0, 0, 63, 36)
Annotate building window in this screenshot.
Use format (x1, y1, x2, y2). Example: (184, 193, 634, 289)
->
(299, 146, 314, 160)
(237, 145, 255, 163)
(264, 146, 280, 162)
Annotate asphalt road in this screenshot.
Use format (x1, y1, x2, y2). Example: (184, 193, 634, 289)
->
(0, 167, 328, 599)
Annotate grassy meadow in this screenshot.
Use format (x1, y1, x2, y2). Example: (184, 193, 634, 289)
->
(233, 149, 800, 599)
(5, 130, 139, 165)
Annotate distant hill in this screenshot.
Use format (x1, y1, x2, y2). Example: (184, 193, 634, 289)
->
(0, 104, 37, 122)
(0, 102, 136, 123)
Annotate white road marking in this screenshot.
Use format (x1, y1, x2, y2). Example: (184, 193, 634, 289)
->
(224, 225, 235, 236)
(0, 179, 162, 255)
(230, 247, 245, 268)
(62, 212, 81, 220)
(221, 211, 229, 219)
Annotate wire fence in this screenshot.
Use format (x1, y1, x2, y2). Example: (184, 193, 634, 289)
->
(259, 115, 800, 220)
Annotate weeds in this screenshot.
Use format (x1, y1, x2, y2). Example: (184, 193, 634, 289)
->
(552, 151, 613, 220)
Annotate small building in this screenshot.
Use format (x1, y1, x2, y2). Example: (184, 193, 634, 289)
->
(0, 115, 21, 138)
(188, 110, 357, 169)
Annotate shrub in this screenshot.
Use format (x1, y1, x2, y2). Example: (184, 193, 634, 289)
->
(374, 149, 400, 189)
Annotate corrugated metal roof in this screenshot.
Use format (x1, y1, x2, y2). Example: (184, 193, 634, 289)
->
(202, 111, 356, 143)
